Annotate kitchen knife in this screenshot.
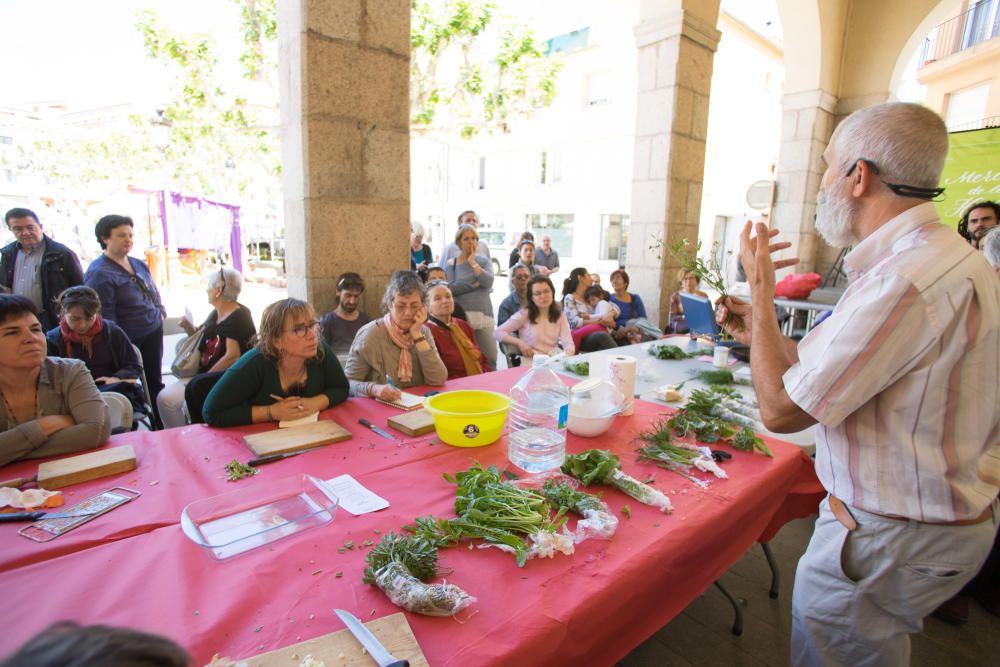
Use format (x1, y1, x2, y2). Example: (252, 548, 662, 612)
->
(358, 419, 397, 442)
(333, 609, 409, 667)
(248, 445, 327, 467)
(0, 510, 99, 523)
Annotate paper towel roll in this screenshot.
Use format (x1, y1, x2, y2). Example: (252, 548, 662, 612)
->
(606, 355, 637, 416)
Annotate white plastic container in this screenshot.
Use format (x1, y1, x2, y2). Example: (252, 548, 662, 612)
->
(508, 355, 570, 472)
(713, 346, 730, 368)
(567, 378, 624, 437)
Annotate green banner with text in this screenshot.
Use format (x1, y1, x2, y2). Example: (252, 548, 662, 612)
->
(936, 126, 1000, 228)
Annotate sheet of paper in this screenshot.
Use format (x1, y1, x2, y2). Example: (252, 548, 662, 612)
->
(278, 412, 320, 429)
(324, 474, 390, 515)
(184, 305, 194, 326)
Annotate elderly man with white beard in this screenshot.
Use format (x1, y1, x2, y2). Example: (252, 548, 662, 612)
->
(717, 102, 1000, 666)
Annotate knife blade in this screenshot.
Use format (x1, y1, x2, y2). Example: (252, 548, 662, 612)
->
(358, 418, 396, 442)
(333, 609, 409, 667)
(248, 445, 327, 467)
(0, 510, 99, 523)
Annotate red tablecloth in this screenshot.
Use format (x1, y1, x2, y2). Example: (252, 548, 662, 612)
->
(0, 368, 822, 665)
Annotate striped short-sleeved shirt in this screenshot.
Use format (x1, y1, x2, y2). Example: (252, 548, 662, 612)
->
(783, 203, 1000, 522)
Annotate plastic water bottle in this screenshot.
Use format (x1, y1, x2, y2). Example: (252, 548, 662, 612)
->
(507, 355, 570, 472)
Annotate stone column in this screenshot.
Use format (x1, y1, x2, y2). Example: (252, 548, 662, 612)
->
(627, 0, 721, 329)
(278, 0, 411, 317)
(770, 89, 837, 276)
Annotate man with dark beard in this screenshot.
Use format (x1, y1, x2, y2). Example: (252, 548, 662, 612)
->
(320, 272, 371, 357)
(718, 102, 1000, 666)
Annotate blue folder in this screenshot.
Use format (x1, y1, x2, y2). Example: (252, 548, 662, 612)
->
(679, 292, 719, 336)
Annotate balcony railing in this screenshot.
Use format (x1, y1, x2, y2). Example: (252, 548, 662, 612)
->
(948, 115, 1000, 132)
(920, 0, 1000, 67)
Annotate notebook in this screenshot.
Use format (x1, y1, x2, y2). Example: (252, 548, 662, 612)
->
(376, 391, 425, 411)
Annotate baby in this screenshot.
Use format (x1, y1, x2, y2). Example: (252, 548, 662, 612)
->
(585, 285, 620, 333)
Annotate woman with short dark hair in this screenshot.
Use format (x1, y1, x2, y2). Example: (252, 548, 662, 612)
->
(346, 271, 447, 399)
(609, 268, 659, 343)
(84, 215, 166, 418)
(202, 298, 348, 428)
(0, 295, 110, 466)
(46, 286, 147, 419)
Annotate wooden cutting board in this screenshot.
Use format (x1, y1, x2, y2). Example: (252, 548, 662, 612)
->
(387, 408, 436, 436)
(243, 419, 352, 457)
(245, 612, 428, 666)
(36, 445, 137, 490)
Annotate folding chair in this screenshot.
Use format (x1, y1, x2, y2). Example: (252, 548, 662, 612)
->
(101, 392, 134, 435)
(130, 343, 157, 430)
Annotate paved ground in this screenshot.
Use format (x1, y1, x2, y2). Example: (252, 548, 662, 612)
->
(618, 516, 1000, 667)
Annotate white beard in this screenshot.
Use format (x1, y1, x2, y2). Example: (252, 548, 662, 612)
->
(815, 186, 859, 248)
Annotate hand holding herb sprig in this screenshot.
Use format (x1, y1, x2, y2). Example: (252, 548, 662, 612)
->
(655, 237, 742, 332)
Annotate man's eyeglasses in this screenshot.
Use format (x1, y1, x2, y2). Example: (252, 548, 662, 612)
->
(10, 223, 39, 234)
(288, 321, 321, 337)
(845, 159, 944, 201)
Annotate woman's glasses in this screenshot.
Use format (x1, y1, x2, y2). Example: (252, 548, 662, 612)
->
(288, 321, 321, 338)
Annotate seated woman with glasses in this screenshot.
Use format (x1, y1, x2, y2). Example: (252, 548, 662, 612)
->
(1, 295, 111, 466)
(345, 271, 447, 400)
(493, 274, 575, 359)
(202, 298, 349, 427)
(156, 267, 256, 429)
(424, 280, 490, 379)
(83, 215, 167, 416)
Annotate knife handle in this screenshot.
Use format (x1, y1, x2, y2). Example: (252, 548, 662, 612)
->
(248, 453, 286, 467)
(359, 418, 374, 429)
(0, 512, 44, 523)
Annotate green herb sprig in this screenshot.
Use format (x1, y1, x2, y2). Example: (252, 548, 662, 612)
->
(733, 427, 773, 457)
(224, 459, 257, 482)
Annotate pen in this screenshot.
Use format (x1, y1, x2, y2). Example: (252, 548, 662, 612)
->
(270, 394, 305, 410)
(386, 374, 396, 388)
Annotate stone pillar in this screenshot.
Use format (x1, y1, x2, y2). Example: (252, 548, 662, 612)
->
(770, 89, 837, 276)
(278, 0, 411, 317)
(627, 0, 721, 329)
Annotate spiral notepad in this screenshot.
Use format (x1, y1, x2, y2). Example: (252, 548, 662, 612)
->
(375, 391, 424, 411)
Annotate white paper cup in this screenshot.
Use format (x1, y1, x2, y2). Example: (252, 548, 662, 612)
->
(713, 346, 730, 368)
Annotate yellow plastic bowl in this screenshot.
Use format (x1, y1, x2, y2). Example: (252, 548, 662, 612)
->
(423, 390, 511, 447)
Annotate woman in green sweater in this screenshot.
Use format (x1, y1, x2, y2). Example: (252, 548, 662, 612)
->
(202, 298, 349, 427)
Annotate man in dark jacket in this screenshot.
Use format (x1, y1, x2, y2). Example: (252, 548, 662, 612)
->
(1, 208, 84, 330)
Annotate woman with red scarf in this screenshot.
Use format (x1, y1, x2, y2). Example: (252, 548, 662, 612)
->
(425, 280, 490, 379)
(45, 286, 146, 419)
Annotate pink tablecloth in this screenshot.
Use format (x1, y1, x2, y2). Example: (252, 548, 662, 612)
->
(0, 368, 821, 665)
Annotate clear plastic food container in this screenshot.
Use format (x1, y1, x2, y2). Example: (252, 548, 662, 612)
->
(181, 474, 339, 560)
(568, 378, 625, 437)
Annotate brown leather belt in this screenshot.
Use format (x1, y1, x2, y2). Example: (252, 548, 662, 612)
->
(829, 495, 993, 532)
